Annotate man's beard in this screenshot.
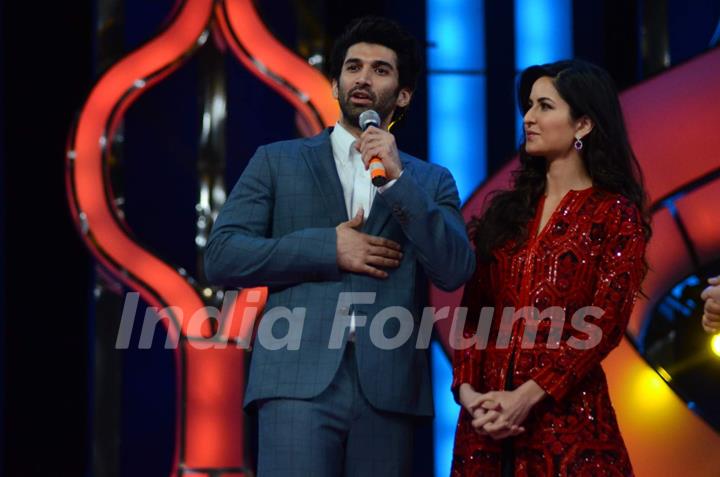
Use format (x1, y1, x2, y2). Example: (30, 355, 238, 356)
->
(339, 86, 398, 127)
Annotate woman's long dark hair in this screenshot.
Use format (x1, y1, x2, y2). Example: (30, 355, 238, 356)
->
(471, 59, 651, 268)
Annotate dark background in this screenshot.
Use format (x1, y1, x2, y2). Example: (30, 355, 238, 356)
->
(2, 1, 719, 476)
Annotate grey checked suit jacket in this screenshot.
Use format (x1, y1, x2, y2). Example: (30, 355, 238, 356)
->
(204, 129, 475, 417)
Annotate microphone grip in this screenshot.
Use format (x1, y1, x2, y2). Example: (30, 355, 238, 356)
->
(369, 157, 388, 186)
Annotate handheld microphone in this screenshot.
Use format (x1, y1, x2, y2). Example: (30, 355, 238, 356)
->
(358, 110, 389, 187)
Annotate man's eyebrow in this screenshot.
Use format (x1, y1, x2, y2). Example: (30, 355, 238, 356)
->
(371, 60, 395, 70)
(343, 58, 396, 70)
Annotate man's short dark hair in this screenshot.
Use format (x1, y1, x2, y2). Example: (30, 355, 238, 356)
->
(329, 16, 422, 93)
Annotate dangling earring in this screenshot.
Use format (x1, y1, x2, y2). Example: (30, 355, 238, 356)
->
(574, 136, 584, 151)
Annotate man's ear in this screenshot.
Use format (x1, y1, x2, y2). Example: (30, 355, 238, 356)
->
(396, 87, 412, 108)
(332, 79, 339, 100)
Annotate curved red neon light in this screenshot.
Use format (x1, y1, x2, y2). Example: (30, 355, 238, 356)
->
(216, 0, 339, 133)
(67, 1, 217, 473)
(69, 0, 215, 337)
(66, 0, 341, 474)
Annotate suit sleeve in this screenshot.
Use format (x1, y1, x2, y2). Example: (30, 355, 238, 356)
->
(204, 146, 341, 289)
(530, 200, 647, 401)
(377, 166, 475, 291)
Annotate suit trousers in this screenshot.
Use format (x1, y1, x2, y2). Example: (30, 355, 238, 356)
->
(256, 343, 415, 476)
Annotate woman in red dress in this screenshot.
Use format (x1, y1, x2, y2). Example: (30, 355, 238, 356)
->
(451, 60, 651, 476)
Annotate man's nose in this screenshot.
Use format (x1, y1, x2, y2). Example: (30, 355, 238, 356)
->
(355, 67, 372, 86)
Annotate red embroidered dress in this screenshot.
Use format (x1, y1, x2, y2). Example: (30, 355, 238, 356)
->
(451, 188, 646, 476)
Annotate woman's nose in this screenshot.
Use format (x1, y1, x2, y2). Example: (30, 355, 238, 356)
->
(523, 109, 535, 124)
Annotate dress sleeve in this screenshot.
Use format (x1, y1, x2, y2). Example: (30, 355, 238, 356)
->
(451, 255, 486, 404)
(531, 199, 647, 401)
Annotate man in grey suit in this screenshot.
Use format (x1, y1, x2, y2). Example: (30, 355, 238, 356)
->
(205, 16, 475, 476)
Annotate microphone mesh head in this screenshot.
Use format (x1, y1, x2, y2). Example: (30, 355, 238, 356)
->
(359, 110, 381, 131)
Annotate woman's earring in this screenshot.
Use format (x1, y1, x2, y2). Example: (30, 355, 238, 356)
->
(574, 136, 584, 151)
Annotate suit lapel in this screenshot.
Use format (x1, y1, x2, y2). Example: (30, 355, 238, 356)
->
(301, 129, 349, 225)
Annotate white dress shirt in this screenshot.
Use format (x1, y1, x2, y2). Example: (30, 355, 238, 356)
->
(330, 121, 377, 222)
(330, 122, 399, 339)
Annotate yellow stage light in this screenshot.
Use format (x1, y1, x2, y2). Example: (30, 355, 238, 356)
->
(711, 334, 720, 357)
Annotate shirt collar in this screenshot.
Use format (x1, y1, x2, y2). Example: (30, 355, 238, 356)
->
(330, 121, 359, 162)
